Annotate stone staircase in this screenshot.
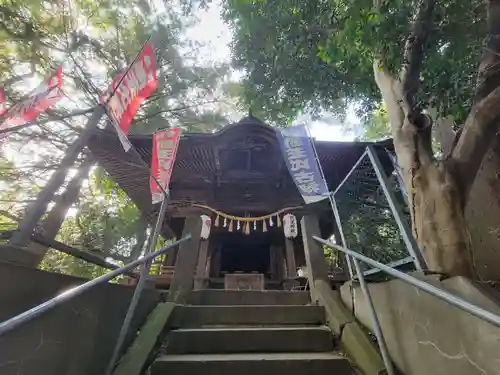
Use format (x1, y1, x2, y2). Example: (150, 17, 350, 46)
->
(150, 290, 354, 375)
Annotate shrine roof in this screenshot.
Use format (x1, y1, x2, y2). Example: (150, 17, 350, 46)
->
(88, 116, 393, 237)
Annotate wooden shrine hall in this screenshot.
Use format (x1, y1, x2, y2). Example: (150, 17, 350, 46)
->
(88, 115, 394, 290)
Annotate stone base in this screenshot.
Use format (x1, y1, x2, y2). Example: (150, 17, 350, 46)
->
(340, 273, 500, 375)
(224, 273, 264, 291)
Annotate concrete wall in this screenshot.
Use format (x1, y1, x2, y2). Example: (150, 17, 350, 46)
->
(0, 261, 161, 375)
(340, 273, 500, 375)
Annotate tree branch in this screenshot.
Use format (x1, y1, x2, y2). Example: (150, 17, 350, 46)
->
(1, 73, 35, 88)
(0, 106, 96, 135)
(133, 99, 222, 123)
(0, 210, 21, 222)
(452, 80, 500, 194)
(399, 0, 436, 112)
(451, 0, 500, 195)
(475, 0, 500, 103)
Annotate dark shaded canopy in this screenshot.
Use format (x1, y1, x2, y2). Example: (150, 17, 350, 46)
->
(88, 115, 393, 237)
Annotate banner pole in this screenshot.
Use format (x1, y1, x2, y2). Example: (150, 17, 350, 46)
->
(106, 128, 178, 374)
(303, 124, 354, 277)
(103, 36, 152, 107)
(303, 124, 330, 197)
(104, 187, 168, 375)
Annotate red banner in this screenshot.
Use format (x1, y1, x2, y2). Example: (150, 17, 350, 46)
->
(0, 88, 6, 116)
(1, 66, 63, 129)
(150, 128, 181, 204)
(102, 43, 157, 149)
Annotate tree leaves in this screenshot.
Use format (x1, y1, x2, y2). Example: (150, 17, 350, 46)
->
(223, 0, 485, 125)
(1, 0, 233, 276)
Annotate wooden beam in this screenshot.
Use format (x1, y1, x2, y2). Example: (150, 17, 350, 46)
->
(194, 239, 209, 289)
(112, 303, 176, 375)
(167, 217, 202, 303)
(284, 238, 297, 277)
(300, 215, 330, 298)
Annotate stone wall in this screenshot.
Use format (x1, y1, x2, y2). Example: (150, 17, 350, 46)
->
(340, 273, 500, 375)
(0, 261, 161, 375)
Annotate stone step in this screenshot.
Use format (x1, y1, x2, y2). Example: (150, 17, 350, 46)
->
(165, 326, 334, 354)
(188, 290, 310, 306)
(170, 305, 326, 327)
(152, 353, 354, 375)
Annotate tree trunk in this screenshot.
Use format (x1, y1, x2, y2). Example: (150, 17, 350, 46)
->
(374, 64, 474, 277)
(411, 162, 473, 277)
(27, 154, 95, 266)
(9, 106, 104, 246)
(367, 0, 500, 279)
(465, 134, 500, 281)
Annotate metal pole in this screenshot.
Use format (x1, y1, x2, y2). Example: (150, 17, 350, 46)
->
(0, 107, 96, 135)
(385, 148, 409, 206)
(332, 150, 368, 196)
(303, 124, 354, 279)
(105, 190, 169, 375)
(330, 194, 354, 278)
(9, 106, 105, 246)
(352, 257, 395, 375)
(313, 236, 500, 328)
(103, 36, 152, 107)
(0, 235, 191, 337)
(303, 124, 329, 195)
(365, 146, 426, 271)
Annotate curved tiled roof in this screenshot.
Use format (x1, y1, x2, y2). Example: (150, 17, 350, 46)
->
(88, 116, 394, 237)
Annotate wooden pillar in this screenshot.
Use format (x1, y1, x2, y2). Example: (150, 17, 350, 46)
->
(284, 238, 297, 278)
(204, 245, 212, 278)
(269, 246, 276, 280)
(269, 245, 284, 281)
(275, 246, 285, 280)
(167, 217, 202, 303)
(194, 239, 209, 290)
(300, 215, 330, 299)
(212, 245, 221, 277)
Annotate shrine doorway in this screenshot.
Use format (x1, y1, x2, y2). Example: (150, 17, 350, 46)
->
(220, 239, 270, 276)
(208, 230, 286, 289)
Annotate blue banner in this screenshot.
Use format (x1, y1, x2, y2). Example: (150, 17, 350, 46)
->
(277, 125, 329, 204)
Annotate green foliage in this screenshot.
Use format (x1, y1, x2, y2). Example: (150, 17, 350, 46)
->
(39, 250, 109, 279)
(323, 244, 341, 270)
(55, 167, 146, 261)
(0, 0, 233, 278)
(333, 152, 410, 268)
(222, 0, 377, 124)
(361, 103, 390, 141)
(222, 0, 486, 125)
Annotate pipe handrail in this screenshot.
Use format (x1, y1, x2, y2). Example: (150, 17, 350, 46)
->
(313, 235, 500, 328)
(0, 235, 192, 337)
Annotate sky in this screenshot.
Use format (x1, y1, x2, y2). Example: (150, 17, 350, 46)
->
(185, 1, 359, 142)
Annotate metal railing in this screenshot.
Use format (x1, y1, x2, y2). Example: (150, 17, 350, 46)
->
(313, 235, 500, 375)
(331, 146, 427, 279)
(0, 234, 191, 372)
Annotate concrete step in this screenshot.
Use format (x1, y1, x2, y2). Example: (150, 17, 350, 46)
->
(170, 305, 326, 327)
(151, 353, 354, 375)
(188, 290, 310, 306)
(165, 326, 334, 354)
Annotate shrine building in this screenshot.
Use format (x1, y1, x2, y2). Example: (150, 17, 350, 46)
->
(88, 115, 394, 290)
